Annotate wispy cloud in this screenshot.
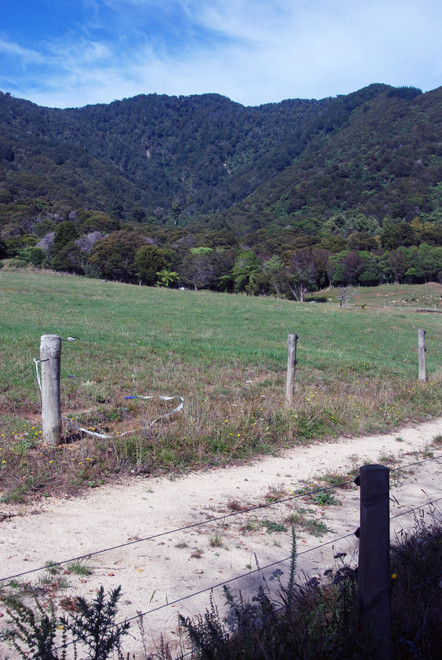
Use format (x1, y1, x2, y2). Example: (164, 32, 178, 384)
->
(0, 38, 45, 65)
(1, 0, 441, 108)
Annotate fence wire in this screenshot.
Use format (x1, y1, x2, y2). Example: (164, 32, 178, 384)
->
(392, 570, 442, 602)
(2, 452, 441, 585)
(121, 530, 357, 627)
(0, 476, 356, 584)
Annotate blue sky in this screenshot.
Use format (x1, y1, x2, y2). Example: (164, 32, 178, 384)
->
(1, 0, 441, 108)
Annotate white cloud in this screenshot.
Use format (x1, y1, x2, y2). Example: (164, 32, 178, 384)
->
(3, 0, 441, 107)
(0, 38, 45, 64)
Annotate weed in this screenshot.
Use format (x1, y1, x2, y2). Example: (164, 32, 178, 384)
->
(378, 452, 397, 466)
(311, 490, 339, 506)
(61, 586, 130, 659)
(67, 560, 92, 576)
(44, 561, 62, 576)
(390, 517, 441, 659)
(319, 471, 353, 489)
(226, 499, 249, 512)
(1, 591, 67, 659)
(284, 508, 330, 536)
(240, 520, 260, 534)
(260, 519, 286, 534)
(264, 483, 288, 503)
(209, 533, 223, 548)
(0, 485, 28, 504)
(285, 512, 304, 525)
(420, 443, 434, 458)
(301, 519, 330, 537)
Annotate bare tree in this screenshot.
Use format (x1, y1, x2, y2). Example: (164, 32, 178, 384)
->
(338, 285, 354, 308)
(287, 248, 317, 302)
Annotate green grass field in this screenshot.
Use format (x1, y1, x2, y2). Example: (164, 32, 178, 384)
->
(0, 271, 441, 501)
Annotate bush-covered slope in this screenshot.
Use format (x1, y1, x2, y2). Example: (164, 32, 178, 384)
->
(3, 82, 440, 230)
(221, 86, 442, 233)
(1, 84, 441, 290)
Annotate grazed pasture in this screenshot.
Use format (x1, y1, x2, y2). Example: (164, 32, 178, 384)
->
(0, 271, 440, 501)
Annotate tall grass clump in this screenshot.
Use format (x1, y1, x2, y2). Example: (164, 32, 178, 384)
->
(390, 515, 442, 659)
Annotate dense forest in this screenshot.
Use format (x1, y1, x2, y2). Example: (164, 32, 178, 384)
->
(0, 83, 441, 293)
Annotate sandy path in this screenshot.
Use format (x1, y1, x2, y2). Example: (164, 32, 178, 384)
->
(1, 419, 441, 658)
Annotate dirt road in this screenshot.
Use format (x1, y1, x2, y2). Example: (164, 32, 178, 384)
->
(1, 418, 441, 658)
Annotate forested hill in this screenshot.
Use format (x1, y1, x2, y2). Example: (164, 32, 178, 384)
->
(222, 85, 442, 234)
(0, 83, 441, 292)
(0, 88, 330, 222)
(1, 83, 441, 229)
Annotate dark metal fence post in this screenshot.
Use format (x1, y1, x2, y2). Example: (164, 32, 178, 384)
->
(358, 464, 392, 659)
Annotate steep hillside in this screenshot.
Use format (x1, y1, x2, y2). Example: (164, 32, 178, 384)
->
(222, 86, 442, 234)
(3, 83, 439, 232)
(1, 84, 441, 291)
(0, 89, 330, 222)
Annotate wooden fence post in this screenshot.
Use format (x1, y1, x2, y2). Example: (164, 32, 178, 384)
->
(40, 334, 62, 446)
(286, 333, 298, 406)
(418, 328, 426, 382)
(358, 464, 392, 659)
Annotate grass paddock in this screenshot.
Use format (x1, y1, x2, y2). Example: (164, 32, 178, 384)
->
(0, 271, 441, 501)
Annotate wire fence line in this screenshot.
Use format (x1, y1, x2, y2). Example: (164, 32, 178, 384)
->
(122, 530, 358, 627)
(2, 452, 441, 658)
(1, 453, 440, 586)
(392, 570, 442, 602)
(390, 495, 442, 521)
(0, 475, 356, 584)
(390, 452, 442, 472)
(113, 495, 441, 630)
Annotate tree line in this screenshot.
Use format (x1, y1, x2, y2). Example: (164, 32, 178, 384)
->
(2, 209, 441, 297)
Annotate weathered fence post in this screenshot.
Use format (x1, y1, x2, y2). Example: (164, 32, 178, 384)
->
(418, 328, 426, 382)
(40, 334, 62, 446)
(358, 464, 392, 659)
(286, 333, 298, 406)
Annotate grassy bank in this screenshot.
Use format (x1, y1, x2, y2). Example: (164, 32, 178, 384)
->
(0, 271, 441, 500)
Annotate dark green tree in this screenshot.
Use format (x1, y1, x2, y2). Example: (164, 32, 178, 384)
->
(53, 221, 79, 252)
(134, 245, 169, 285)
(381, 222, 417, 250)
(89, 231, 144, 282)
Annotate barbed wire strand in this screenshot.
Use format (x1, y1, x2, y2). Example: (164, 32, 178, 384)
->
(391, 453, 442, 472)
(0, 478, 355, 584)
(390, 496, 442, 522)
(392, 570, 442, 602)
(119, 530, 357, 627)
(3, 456, 441, 585)
(112, 496, 441, 626)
